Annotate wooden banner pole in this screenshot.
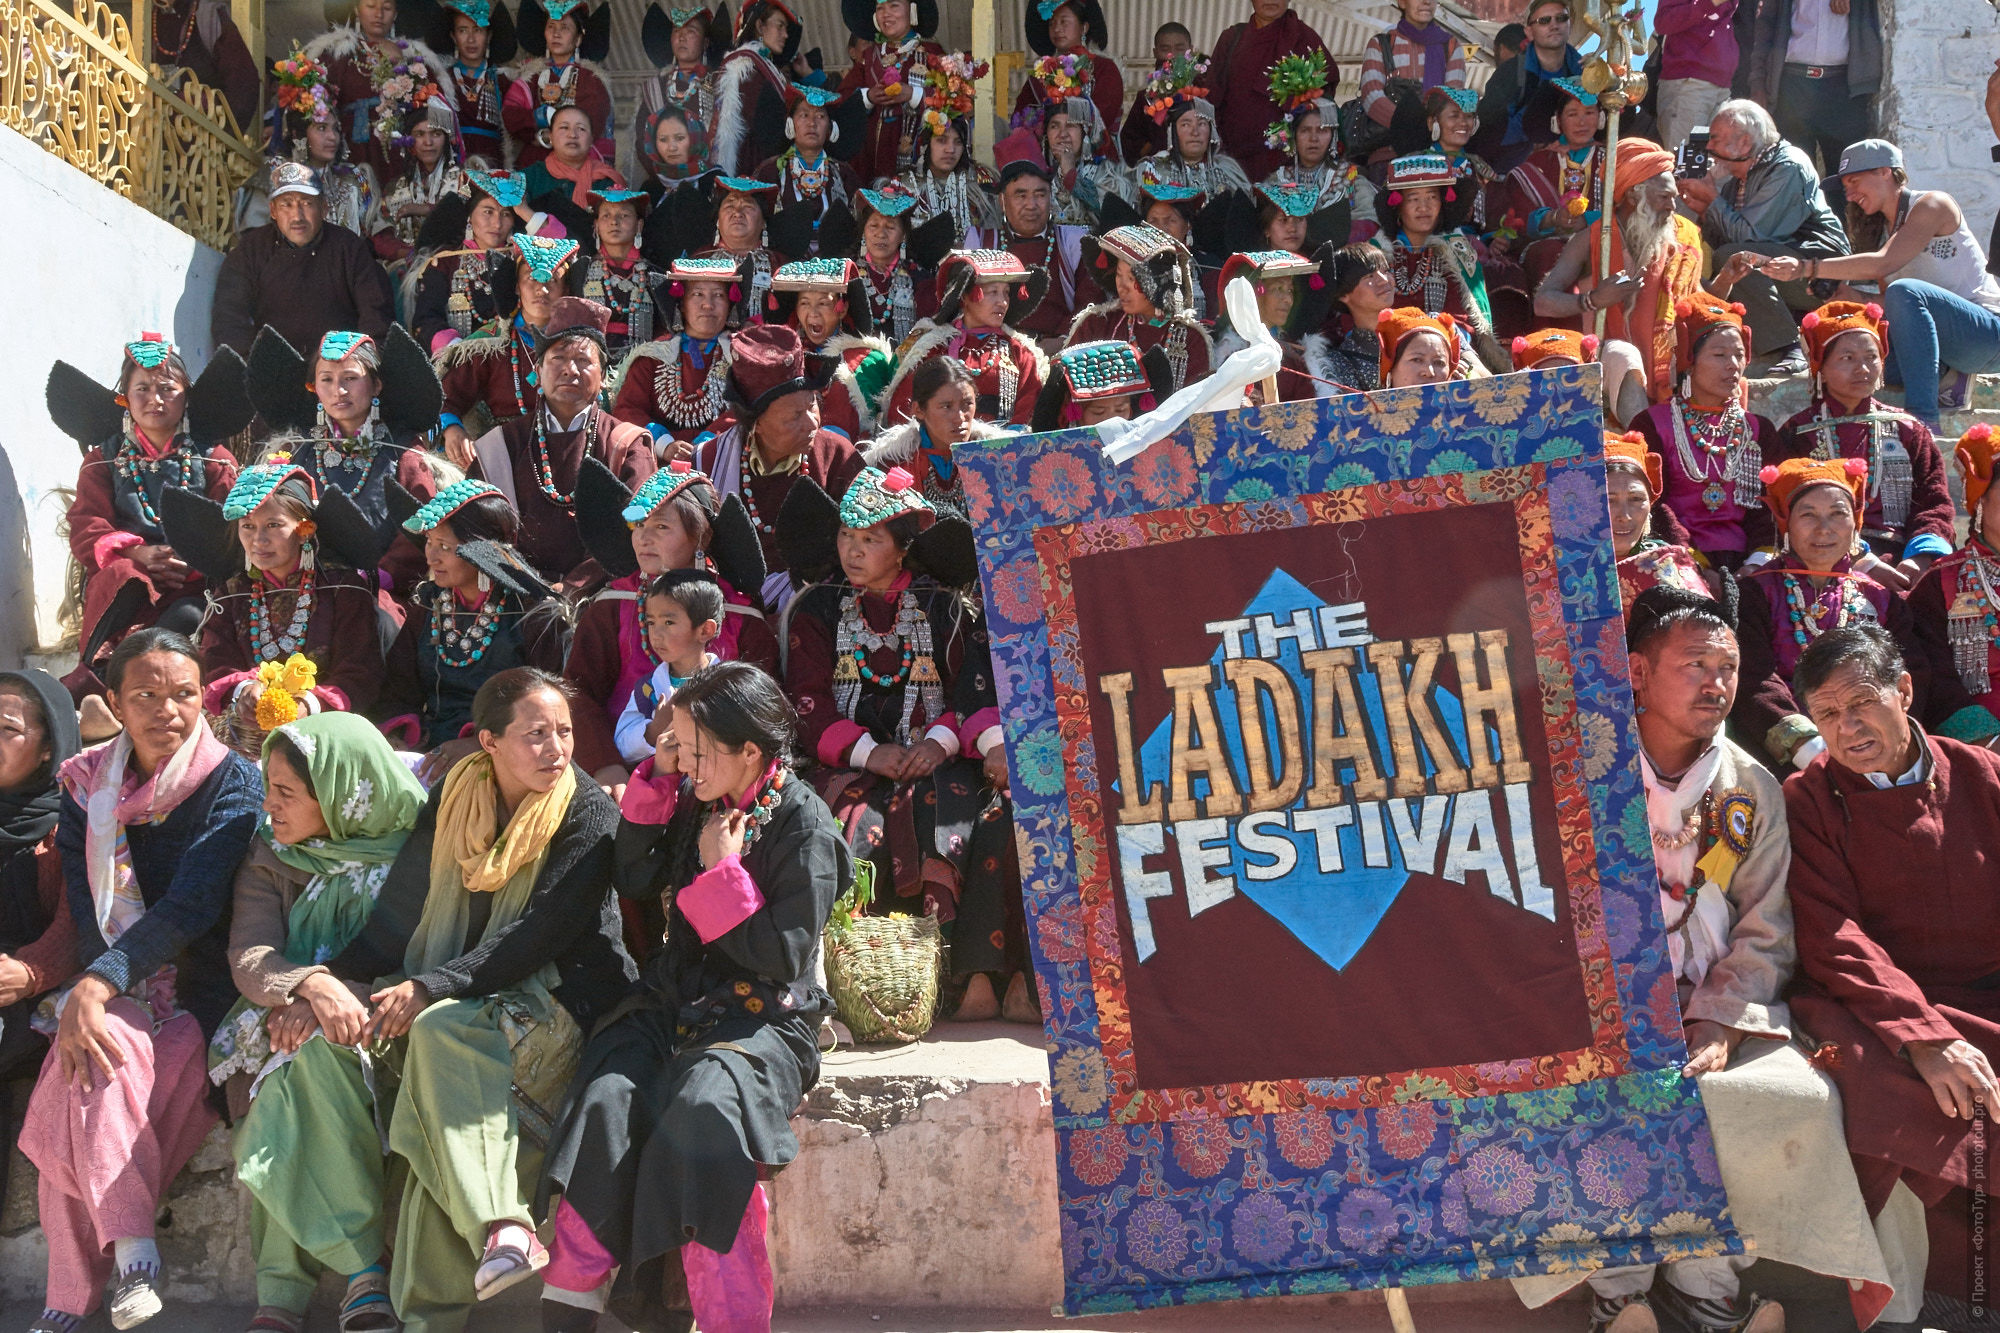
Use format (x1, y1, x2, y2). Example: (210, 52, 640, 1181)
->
(1383, 1286, 1418, 1332)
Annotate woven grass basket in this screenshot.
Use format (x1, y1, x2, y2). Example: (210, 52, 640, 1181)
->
(823, 862, 944, 1045)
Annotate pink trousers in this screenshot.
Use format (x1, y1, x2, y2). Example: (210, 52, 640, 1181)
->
(545, 1184, 774, 1333)
(17, 1004, 218, 1315)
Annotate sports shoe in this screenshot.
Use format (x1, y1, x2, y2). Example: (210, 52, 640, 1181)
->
(1590, 1291, 1658, 1333)
(107, 1266, 164, 1330)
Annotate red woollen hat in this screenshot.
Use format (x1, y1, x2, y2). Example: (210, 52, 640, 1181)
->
(1760, 456, 1868, 534)
(1376, 306, 1458, 384)
(726, 323, 831, 417)
(1799, 300, 1887, 377)
(1604, 429, 1662, 496)
(1960, 423, 2000, 513)
(1512, 326, 1600, 371)
(1673, 296, 1748, 375)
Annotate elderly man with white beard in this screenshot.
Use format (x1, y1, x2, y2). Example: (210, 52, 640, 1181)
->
(1531, 138, 1754, 425)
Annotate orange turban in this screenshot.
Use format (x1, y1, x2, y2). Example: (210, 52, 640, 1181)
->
(1760, 456, 1868, 534)
(1377, 306, 1459, 384)
(1612, 138, 1674, 202)
(1960, 423, 1999, 513)
(1512, 327, 1600, 371)
(1604, 430, 1662, 496)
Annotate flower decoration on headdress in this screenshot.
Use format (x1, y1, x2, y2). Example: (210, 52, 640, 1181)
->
(1261, 50, 1329, 150)
(922, 51, 988, 138)
(1142, 52, 1210, 126)
(838, 466, 935, 531)
(273, 46, 336, 126)
(124, 332, 175, 369)
(254, 654, 319, 730)
(1030, 51, 1085, 101)
(366, 40, 441, 154)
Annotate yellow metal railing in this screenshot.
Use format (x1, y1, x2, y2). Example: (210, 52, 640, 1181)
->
(0, 0, 262, 250)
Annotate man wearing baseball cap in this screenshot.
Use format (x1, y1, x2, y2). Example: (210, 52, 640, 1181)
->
(211, 159, 396, 359)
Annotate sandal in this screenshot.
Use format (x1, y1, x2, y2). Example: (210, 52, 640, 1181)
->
(107, 1265, 164, 1330)
(340, 1268, 399, 1331)
(1589, 1291, 1657, 1333)
(246, 1307, 305, 1333)
(474, 1225, 549, 1302)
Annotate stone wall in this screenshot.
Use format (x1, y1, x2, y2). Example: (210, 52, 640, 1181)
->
(1878, 0, 2000, 239)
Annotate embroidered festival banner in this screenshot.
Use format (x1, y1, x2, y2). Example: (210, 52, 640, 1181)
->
(955, 367, 1743, 1314)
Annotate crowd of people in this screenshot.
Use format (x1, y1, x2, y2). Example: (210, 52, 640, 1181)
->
(17, 0, 2000, 1329)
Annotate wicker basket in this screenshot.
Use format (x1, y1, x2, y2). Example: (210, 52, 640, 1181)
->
(825, 858, 943, 1044)
(825, 912, 944, 1045)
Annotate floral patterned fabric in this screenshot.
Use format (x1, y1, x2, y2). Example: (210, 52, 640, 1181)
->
(954, 368, 1741, 1314)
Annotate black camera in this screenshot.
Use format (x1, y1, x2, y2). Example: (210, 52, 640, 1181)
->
(1675, 127, 1711, 179)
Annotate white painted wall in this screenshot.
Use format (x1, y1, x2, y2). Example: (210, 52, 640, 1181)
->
(0, 126, 226, 671)
(1879, 0, 2000, 246)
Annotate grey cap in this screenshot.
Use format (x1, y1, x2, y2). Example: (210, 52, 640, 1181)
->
(268, 159, 323, 199)
(1836, 138, 1903, 177)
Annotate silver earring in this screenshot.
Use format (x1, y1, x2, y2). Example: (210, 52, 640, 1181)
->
(476, 570, 491, 592)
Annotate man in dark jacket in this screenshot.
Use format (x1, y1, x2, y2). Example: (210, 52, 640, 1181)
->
(1747, 0, 1880, 175)
(210, 161, 396, 358)
(1473, 0, 1580, 171)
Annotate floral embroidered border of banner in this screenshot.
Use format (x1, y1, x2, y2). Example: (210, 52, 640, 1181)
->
(954, 368, 1743, 1314)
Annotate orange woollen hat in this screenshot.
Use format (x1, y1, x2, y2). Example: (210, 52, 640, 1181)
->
(1799, 300, 1886, 377)
(1604, 430, 1662, 496)
(1377, 306, 1459, 383)
(1512, 327, 1600, 371)
(1674, 296, 1748, 375)
(1960, 422, 2000, 512)
(1760, 456, 1868, 534)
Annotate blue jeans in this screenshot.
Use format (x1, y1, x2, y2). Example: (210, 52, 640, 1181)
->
(1882, 278, 2000, 427)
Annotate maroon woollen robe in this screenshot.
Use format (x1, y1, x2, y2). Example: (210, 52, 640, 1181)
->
(1205, 10, 1334, 181)
(696, 427, 865, 579)
(473, 406, 656, 583)
(1786, 735, 2000, 1299)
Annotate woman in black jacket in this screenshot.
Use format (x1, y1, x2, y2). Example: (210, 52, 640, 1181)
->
(539, 661, 850, 1333)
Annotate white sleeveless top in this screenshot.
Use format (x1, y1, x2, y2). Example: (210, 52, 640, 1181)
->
(1890, 192, 2000, 315)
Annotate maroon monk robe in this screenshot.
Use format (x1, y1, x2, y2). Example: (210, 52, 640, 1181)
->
(1787, 735, 2000, 1303)
(697, 426, 865, 582)
(473, 405, 656, 584)
(968, 224, 1100, 341)
(1205, 9, 1335, 181)
(1772, 395, 1956, 555)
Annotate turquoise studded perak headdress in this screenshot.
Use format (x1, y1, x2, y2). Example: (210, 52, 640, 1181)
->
(1550, 76, 1597, 107)
(317, 330, 374, 363)
(443, 0, 493, 24)
(666, 5, 707, 23)
(123, 332, 175, 369)
(404, 479, 504, 534)
(1430, 85, 1478, 114)
(1257, 180, 1321, 218)
(510, 233, 581, 283)
(791, 85, 840, 109)
(771, 257, 856, 292)
(224, 455, 317, 521)
(468, 168, 527, 208)
(622, 459, 715, 524)
(838, 466, 935, 532)
(1053, 340, 1149, 402)
(543, 0, 590, 20)
(589, 187, 651, 207)
(715, 175, 778, 196)
(857, 186, 918, 218)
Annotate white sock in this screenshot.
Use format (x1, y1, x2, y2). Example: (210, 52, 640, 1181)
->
(112, 1237, 160, 1275)
(487, 1222, 534, 1255)
(542, 1277, 614, 1313)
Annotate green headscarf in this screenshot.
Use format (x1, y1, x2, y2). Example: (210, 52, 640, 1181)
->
(211, 714, 428, 1090)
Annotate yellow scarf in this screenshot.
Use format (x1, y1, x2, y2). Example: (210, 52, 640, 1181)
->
(432, 752, 577, 894)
